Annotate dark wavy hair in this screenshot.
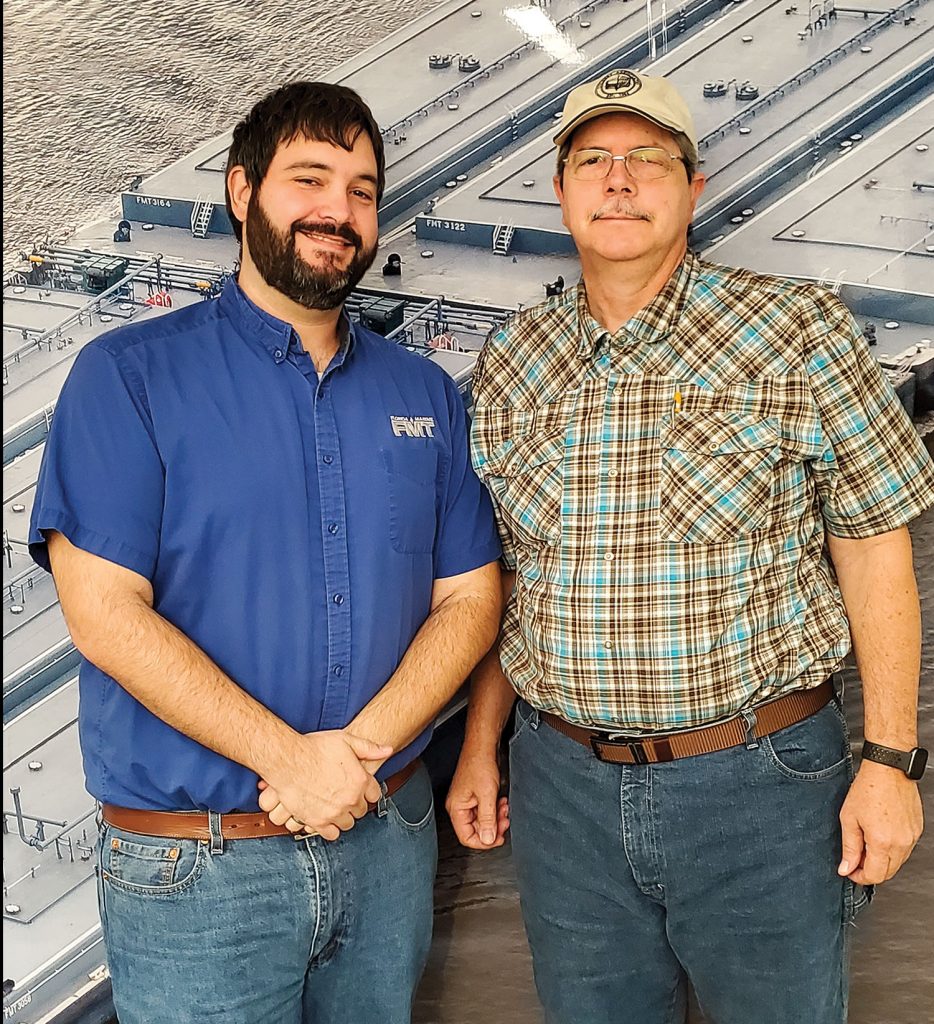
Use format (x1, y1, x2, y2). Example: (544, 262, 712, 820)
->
(225, 81, 385, 242)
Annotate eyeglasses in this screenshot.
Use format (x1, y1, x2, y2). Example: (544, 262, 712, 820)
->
(563, 147, 685, 182)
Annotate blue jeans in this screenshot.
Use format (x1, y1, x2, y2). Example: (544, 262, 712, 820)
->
(97, 762, 437, 1023)
(508, 698, 871, 1024)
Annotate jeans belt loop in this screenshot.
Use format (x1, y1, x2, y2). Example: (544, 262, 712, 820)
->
(740, 708, 759, 750)
(831, 670, 845, 704)
(377, 781, 389, 819)
(208, 811, 225, 854)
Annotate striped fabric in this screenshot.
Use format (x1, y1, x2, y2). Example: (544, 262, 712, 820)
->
(470, 252, 934, 730)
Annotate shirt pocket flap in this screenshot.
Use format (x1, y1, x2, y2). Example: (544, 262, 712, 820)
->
(486, 431, 566, 478)
(660, 412, 780, 456)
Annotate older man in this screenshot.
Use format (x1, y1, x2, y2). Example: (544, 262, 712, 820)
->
(447, 69, 932, 1023)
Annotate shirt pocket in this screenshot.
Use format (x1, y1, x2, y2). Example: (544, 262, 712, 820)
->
(380, 446, 439, 554)
(658, 412, 781, 544)
(485, 431, 565, 549)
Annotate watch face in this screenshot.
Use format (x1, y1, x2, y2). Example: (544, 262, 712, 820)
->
(907, 748, 928, 781)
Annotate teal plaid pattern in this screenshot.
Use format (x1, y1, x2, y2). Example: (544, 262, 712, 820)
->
(470, 252, 934, 730)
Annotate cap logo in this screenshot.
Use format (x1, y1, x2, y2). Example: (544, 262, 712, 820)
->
(595, 70, 642, 99)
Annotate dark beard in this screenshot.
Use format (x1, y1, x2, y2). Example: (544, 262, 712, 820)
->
(245, 192, 377, 311)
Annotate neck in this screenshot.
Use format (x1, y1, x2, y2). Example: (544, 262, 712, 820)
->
(581, 242, 688, 334)
(237, 259, 342, 372)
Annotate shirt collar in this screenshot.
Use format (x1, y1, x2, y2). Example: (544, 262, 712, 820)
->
(219, 277, 357, 365)
(576, 249, 699, 359)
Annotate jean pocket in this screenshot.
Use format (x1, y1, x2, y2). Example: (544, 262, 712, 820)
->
(761, 702, 851, 781)
(844, 878, 875, 923)
(99, 824, 205, 896)
(658, 412, 781, 543)
(387, 763, 435, 833)
(508, 699, 538, 748)
(381, 446, 439, 554)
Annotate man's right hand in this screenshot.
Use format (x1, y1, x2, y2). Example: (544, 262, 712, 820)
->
(446, 749, 509, 850)
(259, 729, 392, 841)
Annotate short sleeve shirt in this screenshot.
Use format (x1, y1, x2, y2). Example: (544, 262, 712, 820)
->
(30, 280, 500, 809)
(470, 252, 934, 730)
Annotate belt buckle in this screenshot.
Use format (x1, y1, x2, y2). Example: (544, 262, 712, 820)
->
(589, 735, 650, 764)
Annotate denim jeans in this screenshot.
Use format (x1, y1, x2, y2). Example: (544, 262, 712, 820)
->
(508, 697, 871, 1024)
(97, 762, 437, 1023)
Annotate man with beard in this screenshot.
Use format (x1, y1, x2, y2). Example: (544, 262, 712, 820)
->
(29, 81, 502, 1023)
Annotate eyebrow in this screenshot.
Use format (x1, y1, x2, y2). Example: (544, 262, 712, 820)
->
(572, 143, 668, 152)
(282, 160, 378, 187)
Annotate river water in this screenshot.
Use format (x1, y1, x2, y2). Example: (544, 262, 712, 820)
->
(2, 0, 442, 272)
(4, 1, 931, 1020)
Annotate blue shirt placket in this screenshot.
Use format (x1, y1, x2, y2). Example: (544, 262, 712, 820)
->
(309, 344, 354, 730)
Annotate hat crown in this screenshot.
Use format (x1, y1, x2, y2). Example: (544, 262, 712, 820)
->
(554, 70, 697, 167)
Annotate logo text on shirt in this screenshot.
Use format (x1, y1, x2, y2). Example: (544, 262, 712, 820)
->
(390, 415, 436, 438)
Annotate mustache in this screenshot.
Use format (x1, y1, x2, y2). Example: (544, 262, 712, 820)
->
(291, 220, 363, 249)
(590, 203, 652, 222)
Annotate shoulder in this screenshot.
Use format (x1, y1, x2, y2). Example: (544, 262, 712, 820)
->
(693, 257, 849, 326)
(352, 322, 453, 387)
(491, 288, 578, 348)
(91, 297, 224, 364)
(474, 290, 579, 405)
(688, 257, 859, 369)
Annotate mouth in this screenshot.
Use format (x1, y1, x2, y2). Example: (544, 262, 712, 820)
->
(591, 212, 651, 223)
(297, 230, 355, 252)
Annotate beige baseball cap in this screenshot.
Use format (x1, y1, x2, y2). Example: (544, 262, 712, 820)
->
(553, 69, 698, 168)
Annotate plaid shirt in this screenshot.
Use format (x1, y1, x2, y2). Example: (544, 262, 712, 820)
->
(470, 251, 934, 730)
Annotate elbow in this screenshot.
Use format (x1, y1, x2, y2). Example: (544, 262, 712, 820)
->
(64, 616, 111, 670)
(61, 592, 149, 672)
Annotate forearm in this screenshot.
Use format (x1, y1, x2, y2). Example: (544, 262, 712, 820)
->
(461, 568, 517, 757)
(829, 527, 921, 748)
(461, 643, 517, 756)
(69, 595, 298, 781)
(349, 572, 501, 758)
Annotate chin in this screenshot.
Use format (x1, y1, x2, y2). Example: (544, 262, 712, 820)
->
(589, 243, 653, 263)
(301, 247, 351, 268)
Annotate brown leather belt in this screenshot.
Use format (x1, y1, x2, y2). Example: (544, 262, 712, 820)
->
(541, 681, 833, 765)
(102, 758, 420, 840)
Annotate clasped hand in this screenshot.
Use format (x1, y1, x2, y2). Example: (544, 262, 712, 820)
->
(258, 729, 392, 842)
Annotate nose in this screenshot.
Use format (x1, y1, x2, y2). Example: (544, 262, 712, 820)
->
(314, 182, 354, 226)
(604, 157, 636, 194)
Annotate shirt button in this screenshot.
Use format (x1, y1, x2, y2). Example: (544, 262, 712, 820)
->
(709, 442, 719, 452)
(603, 641, 613, 649)
(604, 553, 614, 561)
(613, 387, 622, 396)
(333, 593, 344, 605)
(608, 469, 619, 478)
(328, 522, 339, 534)
(274, 349, 284, 360)
(332, 664, 344, 677)
(322, 454, 333, 465)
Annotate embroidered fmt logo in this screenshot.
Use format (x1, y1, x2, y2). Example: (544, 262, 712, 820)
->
(595, 69, 642, 99)
(390, 415, 436, 438)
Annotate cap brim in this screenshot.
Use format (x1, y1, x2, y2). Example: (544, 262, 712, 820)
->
(553, 104, 696, 163)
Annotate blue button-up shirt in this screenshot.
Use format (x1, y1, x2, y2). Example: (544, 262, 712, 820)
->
(29, 280, 500, 811)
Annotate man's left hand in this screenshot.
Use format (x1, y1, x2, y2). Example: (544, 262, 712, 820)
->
(838, 760, 924, 884)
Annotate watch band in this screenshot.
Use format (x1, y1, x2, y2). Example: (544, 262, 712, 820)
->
(861, 741, 928, 781)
